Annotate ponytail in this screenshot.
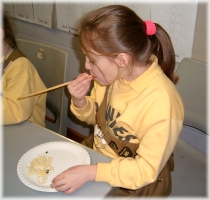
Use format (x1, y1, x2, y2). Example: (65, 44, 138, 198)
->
(150, 23, 179, 84)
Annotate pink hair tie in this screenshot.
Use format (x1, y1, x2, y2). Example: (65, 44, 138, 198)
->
(144, 20, 156, 35)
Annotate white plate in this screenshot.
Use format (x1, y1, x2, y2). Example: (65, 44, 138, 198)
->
(17, 141, 90, 192)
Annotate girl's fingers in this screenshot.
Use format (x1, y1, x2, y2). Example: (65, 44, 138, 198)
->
(68, 77, 92, 97)
(63, 187, 77, 194)
(56, 184, 69, 192)
(51, 179, 64, 188)
(76, 80, 91, 92)
(67, 73, 92, 105)
(51, 173, 65, 183)
(70, 73, 91, 87)
(51, 180, 72, 192)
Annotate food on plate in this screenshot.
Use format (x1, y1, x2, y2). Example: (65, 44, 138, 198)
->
(26, 154, 54, 185)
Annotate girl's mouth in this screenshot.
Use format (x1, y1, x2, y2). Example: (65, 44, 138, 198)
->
(90, 73, 96, 79)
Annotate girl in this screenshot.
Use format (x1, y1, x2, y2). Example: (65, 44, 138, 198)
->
(51, 5, 184, 197)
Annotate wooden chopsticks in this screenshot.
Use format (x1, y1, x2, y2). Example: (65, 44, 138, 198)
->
(17, 81, 71, 100)
(17, 75, 93, 100)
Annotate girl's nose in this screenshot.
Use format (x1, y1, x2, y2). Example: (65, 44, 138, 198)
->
(85, 61, 91, 70)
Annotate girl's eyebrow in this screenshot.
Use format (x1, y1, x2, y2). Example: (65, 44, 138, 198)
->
(82, 52, 89, 57)
(82, 50, 89, 57)
(83, 53, 91, 60)
(85, 54, 94, 61)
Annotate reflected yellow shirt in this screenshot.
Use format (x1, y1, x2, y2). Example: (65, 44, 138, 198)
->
(0, 54, 47, 127)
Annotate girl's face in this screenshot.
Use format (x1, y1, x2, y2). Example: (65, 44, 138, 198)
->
(84, 51, 119, 85)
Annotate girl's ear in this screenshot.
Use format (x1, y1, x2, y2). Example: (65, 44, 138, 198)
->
(114, 53, 130, 68)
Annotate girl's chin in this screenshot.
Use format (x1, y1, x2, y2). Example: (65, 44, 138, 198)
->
(95, 80, 111, 86)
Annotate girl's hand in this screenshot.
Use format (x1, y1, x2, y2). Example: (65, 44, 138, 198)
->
(67, 73, 93, 108)
(50, 164, 97, 194)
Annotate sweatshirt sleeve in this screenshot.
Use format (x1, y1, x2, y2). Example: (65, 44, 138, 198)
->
(0, 58, 36, 124)
(70, 96, 97, 125)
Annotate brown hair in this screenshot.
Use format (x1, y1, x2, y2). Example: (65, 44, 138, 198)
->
(79, 5, 178, 84)
(3, 13, 17, 48)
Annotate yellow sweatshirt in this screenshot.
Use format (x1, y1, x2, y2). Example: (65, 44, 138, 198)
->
(71, 55, 184, 189)
(0, 54, 47, 127)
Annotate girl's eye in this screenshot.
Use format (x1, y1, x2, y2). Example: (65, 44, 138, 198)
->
(85, 56, 94, 64)
(89, 60, 94, 64)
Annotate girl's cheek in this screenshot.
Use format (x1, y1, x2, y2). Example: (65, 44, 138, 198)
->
(91, 66, 100, 76)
